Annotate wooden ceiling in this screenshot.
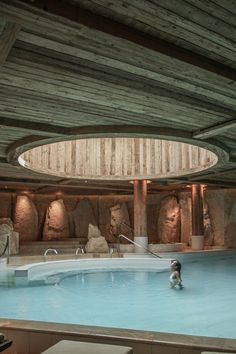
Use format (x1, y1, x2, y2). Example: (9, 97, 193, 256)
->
(0, 0, 236, 195)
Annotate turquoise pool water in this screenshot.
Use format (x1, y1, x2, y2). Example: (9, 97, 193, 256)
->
(1, 256, 236, 339)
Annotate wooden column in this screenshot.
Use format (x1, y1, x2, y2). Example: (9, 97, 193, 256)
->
(133, 179, 148, 253)
(191, 184, 204, 250)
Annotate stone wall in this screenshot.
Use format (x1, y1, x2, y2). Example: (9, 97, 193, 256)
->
(0, 189, 234, 246)
(14, 195, 38, 242)
(224, 189, 236, 248)
(205, 190, 225, 246)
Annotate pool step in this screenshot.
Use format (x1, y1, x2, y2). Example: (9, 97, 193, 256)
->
(8, 253, 121, 266)
(19, 239, 87, 255)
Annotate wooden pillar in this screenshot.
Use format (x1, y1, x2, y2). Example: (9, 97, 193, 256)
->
(133, 179, 148, 253)
(191, 184, 204, 250)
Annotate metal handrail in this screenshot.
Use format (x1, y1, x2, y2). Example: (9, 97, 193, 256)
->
(44, 248, 58, 256)
(109, 247, 114, 258)
(0, 237, 8, 258)
(75, 247, 85, 255)
(118, 234, 163, 258)
(0, 232, 10, 264)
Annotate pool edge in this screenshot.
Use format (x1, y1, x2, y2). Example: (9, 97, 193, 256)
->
(1, 318, 236, 354)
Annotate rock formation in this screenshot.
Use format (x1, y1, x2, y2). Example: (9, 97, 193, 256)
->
(110, 202, 132, 240)
(203, 201, 214, 246)
(43, 199, 69, 240)
(0, 194, 12, 218)
(158, 195, 180, 244)
(73, 199, 97, 242)
(225, 202, 236, 248)
(14, 195, 38, 242)
(85, 224, 109, 253)
(0, 219, 19, 255)
(88, 223, 102, 239)
(0, 218, 13, 230)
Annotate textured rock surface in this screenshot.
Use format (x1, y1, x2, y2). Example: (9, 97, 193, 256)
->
(88, 224, 101, 239)
(224, 189, 236, 248)
(43, 199, 69, 240)
(203, 201, 214, 246)
(34, 195, 52, 241)
(110, 202, 132, 240)
(0, 223, 19, 255)
(158, 196, 180, 244)
(0, 193, 12, 218)
(64, 199, 77, 237)
(179, 192, 191, 245)
(0, 218, 13, 230)
(0, 224, 11, 255)
(14, 195, 38, 242)
(85, 236, 109, 253)
(147, 197, 160, 243)
(0, 224, 11, 235)
(206, 190, 224, 246)
(98, 198, 114, 242)
(73, 199, 97, 241)
(10, 231, 19, 255)
(0, 191, 229, 248)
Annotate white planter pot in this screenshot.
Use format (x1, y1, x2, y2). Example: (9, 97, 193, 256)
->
(191, 235, 204, 251)
(134, 236, 148, 253)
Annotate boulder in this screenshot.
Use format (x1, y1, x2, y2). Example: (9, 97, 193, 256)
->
(88, 224, 101, 239)
(85, 236, 109, 253)
(73, 199, 97, 240)
(43, 199, 69, 240)
(0, 223, 19, 255)
(0, 218, 13, 230)
(158, 196, 180, 244)
(14, 195, 38, 241)
(110, 202, 132, 239)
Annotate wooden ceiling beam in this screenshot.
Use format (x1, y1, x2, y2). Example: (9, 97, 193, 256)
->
(0, 178, 132, 193)
(0, 116, 69, 136)
(16, 0, 236, 81)
(1, 119, 192, 139)
(0, 19, 21, 66)
(193, 119, 236, 139)
(66, 125, 192, 139)
(189, 168, 236, 180)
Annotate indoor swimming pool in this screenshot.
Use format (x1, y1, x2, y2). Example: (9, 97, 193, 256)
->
(0, 254, 236, 339)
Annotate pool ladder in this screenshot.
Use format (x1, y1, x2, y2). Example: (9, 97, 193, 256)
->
(44, 248, 58, 257)
(109, 247, 114, 258)
(75, 246, 85, 255)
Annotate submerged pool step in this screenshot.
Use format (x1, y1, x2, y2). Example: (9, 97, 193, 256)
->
(19, 239, 87, 255)
(8, 253, 121, 266)
(0, 270, 15, 286)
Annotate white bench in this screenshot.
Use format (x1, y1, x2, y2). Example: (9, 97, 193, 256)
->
(41, 340, 133, 354)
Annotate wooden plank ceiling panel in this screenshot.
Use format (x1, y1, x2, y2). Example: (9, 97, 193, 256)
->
(9, 44, 236, 118)
(75, 0, 236, 66)
(4, 48, 234, 123)
(0, 0, 235, 192)
(15, 30, 236, 101)
(1, 66, 226, 130)
(1, 2, 236, 96)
